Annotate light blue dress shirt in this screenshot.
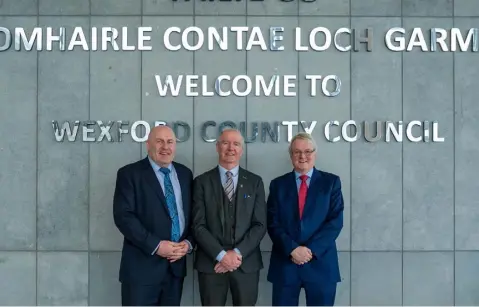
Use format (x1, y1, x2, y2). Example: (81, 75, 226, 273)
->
(294, 168, 314, 191)
(148, 157, 191, 254)
(219, 164, 239, 192)
(216, 165, 241, 262)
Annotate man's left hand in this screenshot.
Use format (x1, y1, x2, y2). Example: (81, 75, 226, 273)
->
(291, 246, 312, 265)
(215, 249, 242, 273)
(214, 262, 229, 273)
(167, 241, 189, 262)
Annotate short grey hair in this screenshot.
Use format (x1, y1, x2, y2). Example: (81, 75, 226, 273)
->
(217, 127, 245, 147)
(289, 132, 317, 154)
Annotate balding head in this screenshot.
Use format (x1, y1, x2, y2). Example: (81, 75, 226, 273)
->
(146, 125, 176, 167)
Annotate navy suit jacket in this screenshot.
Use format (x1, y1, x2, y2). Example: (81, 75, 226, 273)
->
(266, 167, 344, 286)
(113, 157, 194, 285)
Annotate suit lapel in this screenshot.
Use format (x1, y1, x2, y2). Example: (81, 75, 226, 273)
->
(302, 168, 321, 219)
(141, 158, 169, 216)
(287, 171, 300, 223)
(174, 162, 189, 224)
(234, 168, 249, 232)
(236, 168, 248, 204)
(210, 167, 225, 235)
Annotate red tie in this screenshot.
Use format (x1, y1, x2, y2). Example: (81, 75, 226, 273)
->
(298, 175, 308, 219)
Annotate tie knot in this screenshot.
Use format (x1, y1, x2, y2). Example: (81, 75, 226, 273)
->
(299, 175, 308, 182)
(226, 171, 232, 178)
(160, 167, 170, 175)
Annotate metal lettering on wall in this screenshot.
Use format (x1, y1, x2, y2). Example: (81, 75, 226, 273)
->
(1, 26, 478, 52)
(51, 120, 445, 143)
(173, 0, 316, 2)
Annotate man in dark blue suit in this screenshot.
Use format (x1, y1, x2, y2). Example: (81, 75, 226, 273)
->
(267, 132, 344, 306)
(113, 125, 194, 306)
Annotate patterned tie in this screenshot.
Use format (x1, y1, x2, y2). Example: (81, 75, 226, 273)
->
(224, 171, 234, 201)
(159, 167, 180, 242)
(298, 175, 308, 219)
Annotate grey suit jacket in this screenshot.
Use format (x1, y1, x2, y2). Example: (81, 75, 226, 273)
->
(192, 166, 267, 273)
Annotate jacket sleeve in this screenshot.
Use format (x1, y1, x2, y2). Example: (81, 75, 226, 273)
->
(267, 179, 300, 257)
(113, 167, 161, 255)
(235, 177, 267, 258)
(184, 169, 196, 251)
(191, 177, 225, 261)
(305, 176, 344, 258)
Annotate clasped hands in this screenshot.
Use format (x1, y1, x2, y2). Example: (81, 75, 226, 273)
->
(214, 250, 242, 274)
(156, 240, 189, 262)
(291, 246, 313, 265)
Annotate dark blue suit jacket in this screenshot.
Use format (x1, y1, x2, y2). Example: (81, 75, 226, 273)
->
(113, 157, 194, 285)
(266, 168, 344, 286)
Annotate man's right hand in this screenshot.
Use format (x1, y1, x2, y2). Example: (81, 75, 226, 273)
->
(156, 241, 182, 258)
(291, 246, 312, 265)
(220, 250, 242, 271)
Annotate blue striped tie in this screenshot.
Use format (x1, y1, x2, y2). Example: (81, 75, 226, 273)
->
(159, 167, 180, 242)
(224, 171, 234, 201)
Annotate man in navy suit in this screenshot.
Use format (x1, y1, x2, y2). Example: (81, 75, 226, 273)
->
(113, 125, 194, 306)
(267, 132, 344, 306)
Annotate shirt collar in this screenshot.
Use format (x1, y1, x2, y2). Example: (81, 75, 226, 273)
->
(148, 156, 172, 173)
(295, 168, 314, 180)
(218, 164, 239, 177)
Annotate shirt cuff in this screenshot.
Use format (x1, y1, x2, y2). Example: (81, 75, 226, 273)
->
(184, 240, 193, 254)
(234, 248, 241, 256)
(216, 250, 227, 262)
(152, 241, 161, 255)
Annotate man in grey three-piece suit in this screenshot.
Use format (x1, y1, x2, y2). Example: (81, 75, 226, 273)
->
(192, 128, 267, 306)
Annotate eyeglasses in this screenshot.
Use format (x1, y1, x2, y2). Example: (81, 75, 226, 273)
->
(292, 149, 315, 157)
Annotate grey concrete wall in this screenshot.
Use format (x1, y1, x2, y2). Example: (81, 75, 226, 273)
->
(1, 0, 479, 305)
